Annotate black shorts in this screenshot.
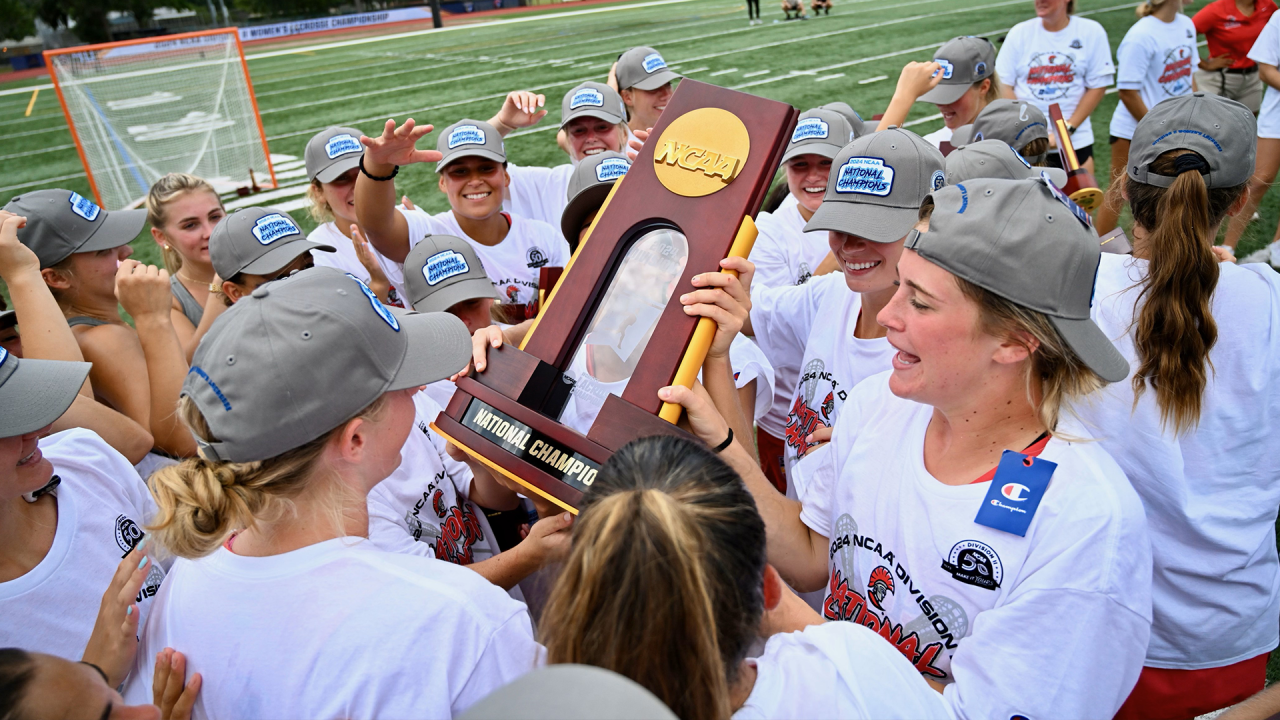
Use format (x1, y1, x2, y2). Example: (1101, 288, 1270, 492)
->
(1045, 144, 1093, 168)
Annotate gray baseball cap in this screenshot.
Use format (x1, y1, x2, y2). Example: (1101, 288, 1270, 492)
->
(459, 665, 677, 720)
(0, 347, 89, 438)
(3, 190, 145, 269)
(951, 99, 1049, 162)
(561, 151, 631, 245)
(946, 139, 1067, 186)
(908, 177, 1128, 383)
(436, 119, 507, 172)
(562, 82, 628, 128)
(781, 108, 856, 164)
(306, 126, 365, 183)
(616, 46, 680, 92)
(919, 36, 997, 106)
(404, 234, 501, 314)
(185, 267, 472, 463)
(209, 207, 334, 280)
(821, 102, 870, 138)
(1128, 92, 1256, 189)
(805, 128, 946, 243)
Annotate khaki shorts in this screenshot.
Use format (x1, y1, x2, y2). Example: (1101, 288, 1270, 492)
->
(1194, 68, 1264, 114)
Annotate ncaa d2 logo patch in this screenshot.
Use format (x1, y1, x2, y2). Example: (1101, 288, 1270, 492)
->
(448, 125, 486, 149)
(250, 213, 300, 245)
(346, 273, 400, 331)
(941, 539, 1003, 590)
(570, 88, 604, 109)
(526, 247, 548, 269)
(424, 249, 468, 286)
(324, 134, 361, 159)
(792, 117, 830, 143)
(835, 157, 894, 196)
(595, 157, 630, 182)
(68, 192, 101, 222)
(115, 514, 143, 556)
(642, 53, 667, 73)
(931, 170, 945, 191)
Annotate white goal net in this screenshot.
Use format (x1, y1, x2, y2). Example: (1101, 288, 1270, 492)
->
(45, 30, 275, 211)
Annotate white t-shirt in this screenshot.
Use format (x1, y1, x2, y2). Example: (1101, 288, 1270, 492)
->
(922, 125, 953, 150)
(996, 15, 1116, 148)
(751, 273, 896, 488)
(734, 622, 950, 720)
(1109, 13, 1197, 139)
(749, 200, 831, 291)
(309, 212, 410, 308)
(504, 162, 575, 230)
(0, 429, 164, 662)
(405, 210, 570, 307)
(792, 373, 1152, 720)
(123, 537, 540, 718)
(367, 392, 501, 568)
(1078, 255, 1280, 669)
(1250, 13, 1280, 138)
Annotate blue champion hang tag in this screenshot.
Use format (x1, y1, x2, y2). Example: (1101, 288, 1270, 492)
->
(973, 450, 1057, 537)
(835, 157, 894, 196)
(935, 59, 954, 79)
(345, 273, 400, 331)
(1041, 173, 1094, 230)
(423, 249, 469, 286)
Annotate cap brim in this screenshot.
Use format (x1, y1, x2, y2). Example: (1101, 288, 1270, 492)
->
(411, 277, 502, 314)
(561, 184, 614, 250)
(0, 358, 89, 437)
(1050, 315, 1130, 384)
(1040, 167, 1069, 187)
(561, 108, 626, 128)
(388, 309, 473, 389)
(629, 71, 679, 91)
(0, 310, 16, 330)
(438, 148, 507, 172)
(950, 124, 977, 147)
(78, 208, 146, 253)
(919, 82, 970, 105)
(314, 154, 362, 183)
(804, 201, 918, 243)
(781, 141, 845, 164)
(241, 239, 336, 276)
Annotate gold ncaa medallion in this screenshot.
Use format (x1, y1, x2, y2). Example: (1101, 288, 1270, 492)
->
(653, 108, 750, 197)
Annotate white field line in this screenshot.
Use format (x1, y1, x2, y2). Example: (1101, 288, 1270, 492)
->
(711, 68, 740, 76)
(815, 73, 845, 82)
(743, 69, 770, 77)
(858, 74, 888, 84)
(0, 143, 75, 160)
(682, 66, 710, 73)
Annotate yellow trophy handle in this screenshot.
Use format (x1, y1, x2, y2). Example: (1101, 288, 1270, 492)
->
(658, 215, 759, 425)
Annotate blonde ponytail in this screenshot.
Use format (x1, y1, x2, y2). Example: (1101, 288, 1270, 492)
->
(147, 394, 388, 558)
(540, 436, 766, 720)
(1136, 0, 1168, 18)
(146, 173, 222, 274)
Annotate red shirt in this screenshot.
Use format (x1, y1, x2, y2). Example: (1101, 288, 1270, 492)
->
(1193, 0, 1278, 69)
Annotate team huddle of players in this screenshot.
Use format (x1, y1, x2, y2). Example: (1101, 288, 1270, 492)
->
(1, 0, 1280, 718)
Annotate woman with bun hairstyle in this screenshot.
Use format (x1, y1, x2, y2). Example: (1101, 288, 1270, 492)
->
(304, 126, 409, 306)
(995, 0, 1114, 172)
(1086, 93, 1280, 719)
(877, 36, 1002, 150)
(122, 267, 540, 718)
(4, 190, 195, 459)
(541, 434, 949, 720)
(145, 173, 227, 361)
(664, 177, 1153, 719)
(1096, 0, 1196, 233)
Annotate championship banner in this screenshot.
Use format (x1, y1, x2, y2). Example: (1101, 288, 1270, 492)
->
(237, 8, 433, 42)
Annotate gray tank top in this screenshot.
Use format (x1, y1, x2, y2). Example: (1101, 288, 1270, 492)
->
(66, 316, 108, 328)
(169, 274, 203, 327)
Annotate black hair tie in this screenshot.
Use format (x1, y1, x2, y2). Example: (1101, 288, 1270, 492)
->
(1171, 153, 1209, 175)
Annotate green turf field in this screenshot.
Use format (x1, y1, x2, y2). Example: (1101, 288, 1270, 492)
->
(0, 0, 1273, 268)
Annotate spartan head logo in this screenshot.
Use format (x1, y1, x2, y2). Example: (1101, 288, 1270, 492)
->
(867, 566, 895, 610)
(506, 285, 520, 303)
(820, 391, 835, 422)
(432, 489, 447, 519)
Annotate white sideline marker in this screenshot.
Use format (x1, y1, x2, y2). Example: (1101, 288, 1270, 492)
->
(815, 73, 845, 82)
(682, 66, 710, 73)
(710, 68, 739, 76)
(858, 75, 888, 84)
(743, 69, 770, 78)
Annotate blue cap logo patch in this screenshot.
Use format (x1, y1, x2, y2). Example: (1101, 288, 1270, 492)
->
(347, 273, 400, 331)
(975, 61, 988, 77)
(835, 157, 894, 197)
(931, 170, 945, 191)
(0, 346, 9, 370)
(936, 59, 954, 79)
(424, 249, 469, 286)
(250, 213, 300, 245)
(324, 133, 362, 159)
(570, 88, 605, 109)
(68, 192, 100, 222)
(792, 117, 830, 143)
(595, 156, 631, 182)
(642, 53, 667, 73)
(447, 125, 487, 149)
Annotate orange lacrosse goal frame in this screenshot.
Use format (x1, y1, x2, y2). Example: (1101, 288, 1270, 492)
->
(43, 28, 276, 209)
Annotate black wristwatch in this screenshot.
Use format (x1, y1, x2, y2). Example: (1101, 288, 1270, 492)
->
(1066, 123, 1077, 135)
